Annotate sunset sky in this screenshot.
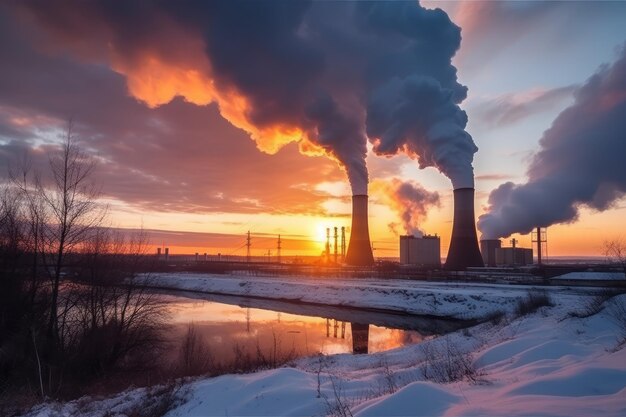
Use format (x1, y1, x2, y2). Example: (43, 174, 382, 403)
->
(1, 1, 625, 259)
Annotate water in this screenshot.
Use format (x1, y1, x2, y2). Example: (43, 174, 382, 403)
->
(158, 290, 467, 367)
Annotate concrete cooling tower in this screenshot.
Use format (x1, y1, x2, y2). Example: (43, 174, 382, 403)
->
(444, 188, 484, 270)
(344, 195, 375, 266)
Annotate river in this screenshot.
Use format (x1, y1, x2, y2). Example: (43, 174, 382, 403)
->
(156, 290, 469, 367)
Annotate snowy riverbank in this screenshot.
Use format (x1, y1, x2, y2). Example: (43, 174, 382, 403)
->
(135, 272, 592, 320)
(23, 275, 626, 417)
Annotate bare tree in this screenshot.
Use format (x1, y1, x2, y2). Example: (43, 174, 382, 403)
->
(0, 125, 170, 402)
(605, 239, 626, 278)
(37, 122, 105, 348)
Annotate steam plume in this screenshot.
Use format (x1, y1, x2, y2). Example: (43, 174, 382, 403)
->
(360, 3, 478, 189)
(16, 1, 473, 195)
(478, 46, 626, 239)
(373, 178, 440, 236)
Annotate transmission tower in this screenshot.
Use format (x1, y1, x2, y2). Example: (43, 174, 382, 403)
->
(277, 234, 282, 264)
(246, 231, 251, 263)
(531, 227, 548, 265)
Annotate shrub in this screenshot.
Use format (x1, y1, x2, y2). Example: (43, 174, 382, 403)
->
(514, 289, 553, 317)
(606, 295, 626, 346)
(419, 337, 477, 383)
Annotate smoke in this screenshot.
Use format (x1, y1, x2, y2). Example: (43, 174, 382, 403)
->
(478, 46, 626, 239)
(359, 3, 478, 190)
(372, 178, 440, 236)
(15, 1, 474, 195)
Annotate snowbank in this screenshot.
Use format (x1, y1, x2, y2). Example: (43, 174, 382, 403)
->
(24, 288, 626, 417)
(137, 272, 587, 320)
(553, 271, 625, 281)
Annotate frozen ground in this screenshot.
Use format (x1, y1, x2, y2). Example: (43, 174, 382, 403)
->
(135, 272, 598, 319)
(23, 274, 626, 417)
(553, 271, 625, 281)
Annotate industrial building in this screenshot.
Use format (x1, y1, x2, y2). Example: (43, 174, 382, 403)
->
(481, 239, 501, 267)
(481, 238, 533, 266)
(495, 247, 533, 266)
(399, 234, 441, 267)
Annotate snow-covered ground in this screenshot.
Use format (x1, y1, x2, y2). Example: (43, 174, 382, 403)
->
(553, 271, 625, 281)
(136, 272, 597, 319)
(23, 274, 626, 417)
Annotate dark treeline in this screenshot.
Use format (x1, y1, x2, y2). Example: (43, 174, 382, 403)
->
(0, 126, 166, 409)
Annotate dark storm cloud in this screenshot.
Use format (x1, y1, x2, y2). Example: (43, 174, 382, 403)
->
(0, 7, 342, 215)
(478, 47, 626, 239)
(11, 0, 478, 195)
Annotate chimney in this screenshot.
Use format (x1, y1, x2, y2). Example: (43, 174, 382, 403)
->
(345, 195, 374, 266)
(444, 188, 484, 270)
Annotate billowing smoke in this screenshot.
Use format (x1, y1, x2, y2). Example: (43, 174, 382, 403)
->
(478, 46, 626, 239)
(360, 3, 478, 190)
(372, 178, 440, 236)
(15, 1, 474, 194)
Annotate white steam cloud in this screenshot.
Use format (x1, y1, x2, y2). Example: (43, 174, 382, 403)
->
(478, 46, 626, 239)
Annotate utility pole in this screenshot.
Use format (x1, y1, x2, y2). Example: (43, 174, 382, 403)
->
(277, 234, 282, 264)
(246, 231, 251, 263)
(334, 227, 338, 264)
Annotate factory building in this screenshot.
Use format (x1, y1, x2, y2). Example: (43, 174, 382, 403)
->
(481, 239, 502, 267)
(399, 234, 441, 267)
(495, 247, 533, 266)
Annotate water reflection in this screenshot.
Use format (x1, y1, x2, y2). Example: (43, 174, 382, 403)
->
(157, 290, 469, 363)
(351, 323, 369, 354)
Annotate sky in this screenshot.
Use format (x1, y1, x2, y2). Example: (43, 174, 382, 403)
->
(1, 1, 625, 259)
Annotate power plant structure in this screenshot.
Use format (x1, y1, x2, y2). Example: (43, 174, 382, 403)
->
(400, 234, 441, 267)
(345, 194, 375, 266)
(481, 239, 502, 267)
(481, 238, 533, 266)
(444, 188, 484, 270)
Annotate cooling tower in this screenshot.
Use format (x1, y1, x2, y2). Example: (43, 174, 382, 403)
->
(444, 188, 484, 270)
(345, 195, 375, 266)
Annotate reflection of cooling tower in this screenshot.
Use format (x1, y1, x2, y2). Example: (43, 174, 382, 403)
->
(345, 195, 374, 266)
(444, 188, 484, 270)
(350, 322, 369, 354)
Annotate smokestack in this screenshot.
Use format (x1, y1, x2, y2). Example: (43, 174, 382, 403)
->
(345, 195, 374, 266)
(444, 188, 484, 270)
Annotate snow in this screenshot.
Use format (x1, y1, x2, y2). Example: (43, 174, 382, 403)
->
(553, 271, 625, 281)
(354, 382, 461, 416)
(22, 275, 626, 417)
(137, 272, 591, 319)
(174, 368, 327, 417)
